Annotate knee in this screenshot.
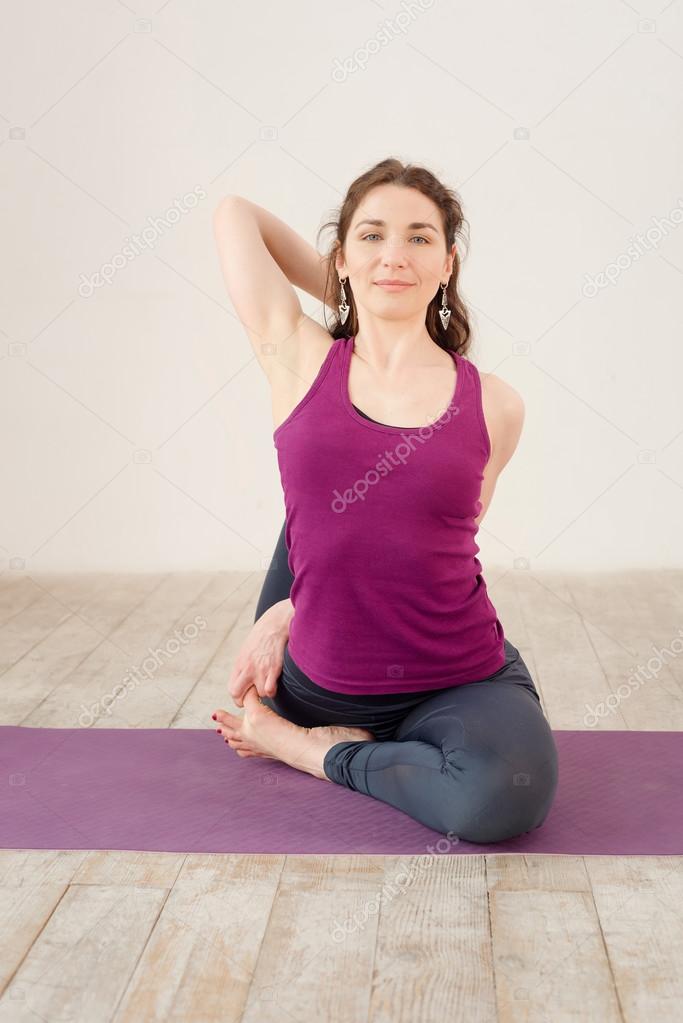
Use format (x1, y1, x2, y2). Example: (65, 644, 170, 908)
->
(443, 753, 559, 845)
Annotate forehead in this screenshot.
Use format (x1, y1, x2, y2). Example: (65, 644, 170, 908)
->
(352, 185, 441, 230)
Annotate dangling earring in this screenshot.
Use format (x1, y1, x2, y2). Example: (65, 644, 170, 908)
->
(438, 281, 451, 330)
(338, 276, 350, 326)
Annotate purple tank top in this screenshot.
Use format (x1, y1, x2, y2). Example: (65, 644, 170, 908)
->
(273, 335, 506, 695)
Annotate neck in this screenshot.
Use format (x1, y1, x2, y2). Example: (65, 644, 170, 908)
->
(353, 323, 436, 370)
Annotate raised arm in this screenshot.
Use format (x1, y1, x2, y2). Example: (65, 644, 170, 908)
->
(212, 196, 335, 380)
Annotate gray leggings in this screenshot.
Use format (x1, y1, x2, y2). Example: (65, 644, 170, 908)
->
(256, 520, 559, 843)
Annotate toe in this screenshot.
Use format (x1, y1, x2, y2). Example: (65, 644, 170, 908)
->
(214, 709, 240, 727)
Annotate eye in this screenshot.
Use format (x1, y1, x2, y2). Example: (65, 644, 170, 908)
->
(360, 233, 429, 244)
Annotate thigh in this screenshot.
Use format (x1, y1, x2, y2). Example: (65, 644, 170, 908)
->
(254, 518, 294, 622)
(322, 643, 558, 840)
(392, 641, 558, 800)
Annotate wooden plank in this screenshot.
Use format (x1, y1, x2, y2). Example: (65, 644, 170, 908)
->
(2, 574, 163, 724)
(0, 882, 70, 996)
(586, 855, 683, 1021)
(0, 883, 166, 1021)
(369, 854, 496, 1023)
(616, 571, 683, 689)
(85, 570, 258, 730)
(487, 568, 531, 648)
(239, 854, 384, 1023)
(173, 571, 265, 726)
(491, 888, 622, 1021)
(0, 850, 89, 996)
(20, 573, 213, 727)
(0, 850, 87, 887)
(72, 851, 186, 889)
(513, 571, 626, 729)
(113, 854, 284, 1023)
(485, 854, 590, 892)
(567, 573, 683, 729)
(0, 577, 56, 628)
(485, 567, 550, 716)
(0, 590, 72, 675)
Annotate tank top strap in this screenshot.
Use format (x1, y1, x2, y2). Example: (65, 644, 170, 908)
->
(273, 337, 345, 443)
(458, 354, 490, 457)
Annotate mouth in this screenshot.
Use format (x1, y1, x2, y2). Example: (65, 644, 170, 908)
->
(374, 281, 414, 291)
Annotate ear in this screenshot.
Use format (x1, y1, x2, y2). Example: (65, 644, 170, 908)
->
(334, 242, 347, 278)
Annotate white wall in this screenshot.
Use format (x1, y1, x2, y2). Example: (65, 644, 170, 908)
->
(1, 0, 682, 574)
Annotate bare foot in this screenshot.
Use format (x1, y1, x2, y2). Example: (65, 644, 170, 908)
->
(212, 688, 376, 781)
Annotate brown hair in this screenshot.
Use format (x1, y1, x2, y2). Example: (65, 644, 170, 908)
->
(317, 158, 472, 357)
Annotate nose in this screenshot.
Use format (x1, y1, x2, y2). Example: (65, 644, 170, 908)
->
(380, 234, 409, 267)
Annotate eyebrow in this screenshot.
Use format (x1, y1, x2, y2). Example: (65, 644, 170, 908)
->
(354, 218, 439, 233)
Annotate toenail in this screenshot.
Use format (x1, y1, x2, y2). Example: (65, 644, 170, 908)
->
(211, 714, 217, 720)
(216, 728, 222, 733)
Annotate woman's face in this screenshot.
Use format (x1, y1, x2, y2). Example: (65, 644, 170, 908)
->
(336, 183, 454, 325)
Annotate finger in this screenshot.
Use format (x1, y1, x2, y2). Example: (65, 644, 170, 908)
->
(230, 675, 254, 707)
(228, 662, 249, 690)
(227, 664, 246, 689)
(260, 670, 278, 697)
(260, 673, 273, 697)
(254, 680, 270, 700)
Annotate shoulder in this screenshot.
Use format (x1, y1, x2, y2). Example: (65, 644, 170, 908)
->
(478, 369, 525, 426)
(475, 366, 525, 465)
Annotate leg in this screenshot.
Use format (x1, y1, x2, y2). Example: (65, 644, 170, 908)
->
(254, 518, 293, 623)
(323, 643, 559, 843)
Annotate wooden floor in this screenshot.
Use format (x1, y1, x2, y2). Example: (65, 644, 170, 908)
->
(0, 569, 681, 1022)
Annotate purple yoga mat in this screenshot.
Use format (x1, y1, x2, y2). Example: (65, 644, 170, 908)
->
(0, 726, 681, 855)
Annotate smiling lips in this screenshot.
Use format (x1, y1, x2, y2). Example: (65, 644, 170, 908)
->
(374, 279, 414, 290)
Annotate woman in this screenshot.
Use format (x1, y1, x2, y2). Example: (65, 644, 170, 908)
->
(210, 158, 558, 843)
